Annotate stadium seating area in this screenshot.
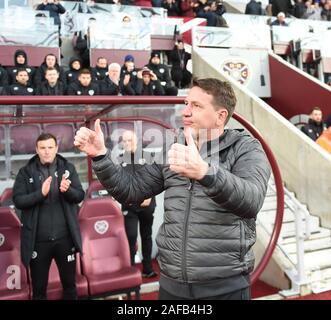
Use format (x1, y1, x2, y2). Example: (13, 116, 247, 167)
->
(0, 187, 142, 300)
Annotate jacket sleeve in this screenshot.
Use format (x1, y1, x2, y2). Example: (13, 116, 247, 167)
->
(199, 137, 271, 219)
(13, 169, 45, 210)
(61, 164, 85, 204)
(92, 149, 165, 205)
(57, 3, 66, 14)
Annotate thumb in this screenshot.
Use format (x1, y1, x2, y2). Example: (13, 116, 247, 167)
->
(94, 119, 103, 136)
(184, 126, 196, 148)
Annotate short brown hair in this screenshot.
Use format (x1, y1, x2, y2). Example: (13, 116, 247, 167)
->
(79, 68, 91, 76)
(310, 107, 321, 114)
(192, 78, 237, 124)
(45, 67, 59, 74)
(36, 133, 57, 146)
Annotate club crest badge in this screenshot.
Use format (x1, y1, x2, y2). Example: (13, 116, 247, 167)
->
(94, 220, 109, 235)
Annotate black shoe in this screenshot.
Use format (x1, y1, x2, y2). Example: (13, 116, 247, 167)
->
(142, 270, 158, 278)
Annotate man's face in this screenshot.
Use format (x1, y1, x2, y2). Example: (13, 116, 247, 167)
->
(97, 58, 107, 69)
(311, 110, 322, 123)
(122, 130, 137, 153)
(278, 14, 285, 23)
(36, 138, 58, 165)
(108, 68, 120, 80)
(72, 61, 81, 70)
(16, 54, 25, 65)
(151, 56, 160, 65)
(79, 73, 91, 87)
(177, 41, 184, 50)
(181, 86, 227, 139)
(45, 55, 56, 68)
(125, 61, 134, 72)
(45, 70, 59, 85)
(143, 74, 151, 85)
(16, 71, 29, 85)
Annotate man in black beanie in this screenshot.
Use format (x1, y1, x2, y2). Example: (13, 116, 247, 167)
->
(145, 51, 178, 96)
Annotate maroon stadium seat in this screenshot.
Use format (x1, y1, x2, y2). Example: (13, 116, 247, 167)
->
(85, 180, 110, 199)
(0, 207, 30, 300)
(79, 198, 142, 299)
(10, 124, 41, 155)
(0, 188, 13, 206)
(46, 254, 89, 300)
(44, 123, 75, 152)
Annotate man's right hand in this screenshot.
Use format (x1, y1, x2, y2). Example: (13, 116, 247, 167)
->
(42, 176, 52, 197)
(74, 119, 108, 157)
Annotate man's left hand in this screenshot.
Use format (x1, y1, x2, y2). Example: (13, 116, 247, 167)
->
(60, 175, 71, 193)
(168, 127, 209, 180)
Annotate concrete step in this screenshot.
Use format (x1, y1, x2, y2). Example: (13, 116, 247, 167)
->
(262, 215, 320, 237)
(289, 248, 331, 271)
(281, 237, 331, 254)
(278, 227, 331, 245)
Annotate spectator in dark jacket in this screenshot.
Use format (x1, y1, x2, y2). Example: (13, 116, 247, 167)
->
(245, 0, 264, 15)
(100, 63, 121, 96)
(3, 69, 35, 96)
(64, 57, 82, 85)
(162, 0, 181, 16)
(91, 57, 109, 82)
(120, 55, 139, 95)
(0, 65, 8, 92)
(146, 51, 178, 96)
(74, 78, 271, 300)
(321, 2, 331, 21)
(67, 69, 100, 96)
(135, 67, 165, 95)
(13, 133, 84, 299)
(36, 67, 66, 95)
(120, 130, 158, 278)
(6, 49, 35, 85)
(34, 53, 65, 86)
(271, 11, 288, 26)
(293, 0, 306, 18)
(271, 0, 293, 16)
(301, 107, 326, 141)
(170, 40, 192, 89)
(36, 0, 66, 26)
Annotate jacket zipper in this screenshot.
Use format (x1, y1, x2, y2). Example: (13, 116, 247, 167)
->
(182, 179, 194, 283)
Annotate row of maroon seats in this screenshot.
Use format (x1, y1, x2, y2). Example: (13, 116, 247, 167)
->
(0, 182, 142, 300)
(0, 121, 167, 155)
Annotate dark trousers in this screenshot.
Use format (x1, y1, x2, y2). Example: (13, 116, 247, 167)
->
(30, 236, 77, 300)
(159, 286, 251, 300)
(124, 209, 154, 273)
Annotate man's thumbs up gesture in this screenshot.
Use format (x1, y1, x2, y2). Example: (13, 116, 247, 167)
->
(168, 127, 209, 180)
(74, 119, 107, 157)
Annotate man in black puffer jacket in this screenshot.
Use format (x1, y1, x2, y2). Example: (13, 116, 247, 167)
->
(74, 78, 271, 300)
(13, 133, 84, 300)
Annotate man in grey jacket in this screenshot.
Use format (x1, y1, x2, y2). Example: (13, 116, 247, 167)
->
(74, 78, 271, 300)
